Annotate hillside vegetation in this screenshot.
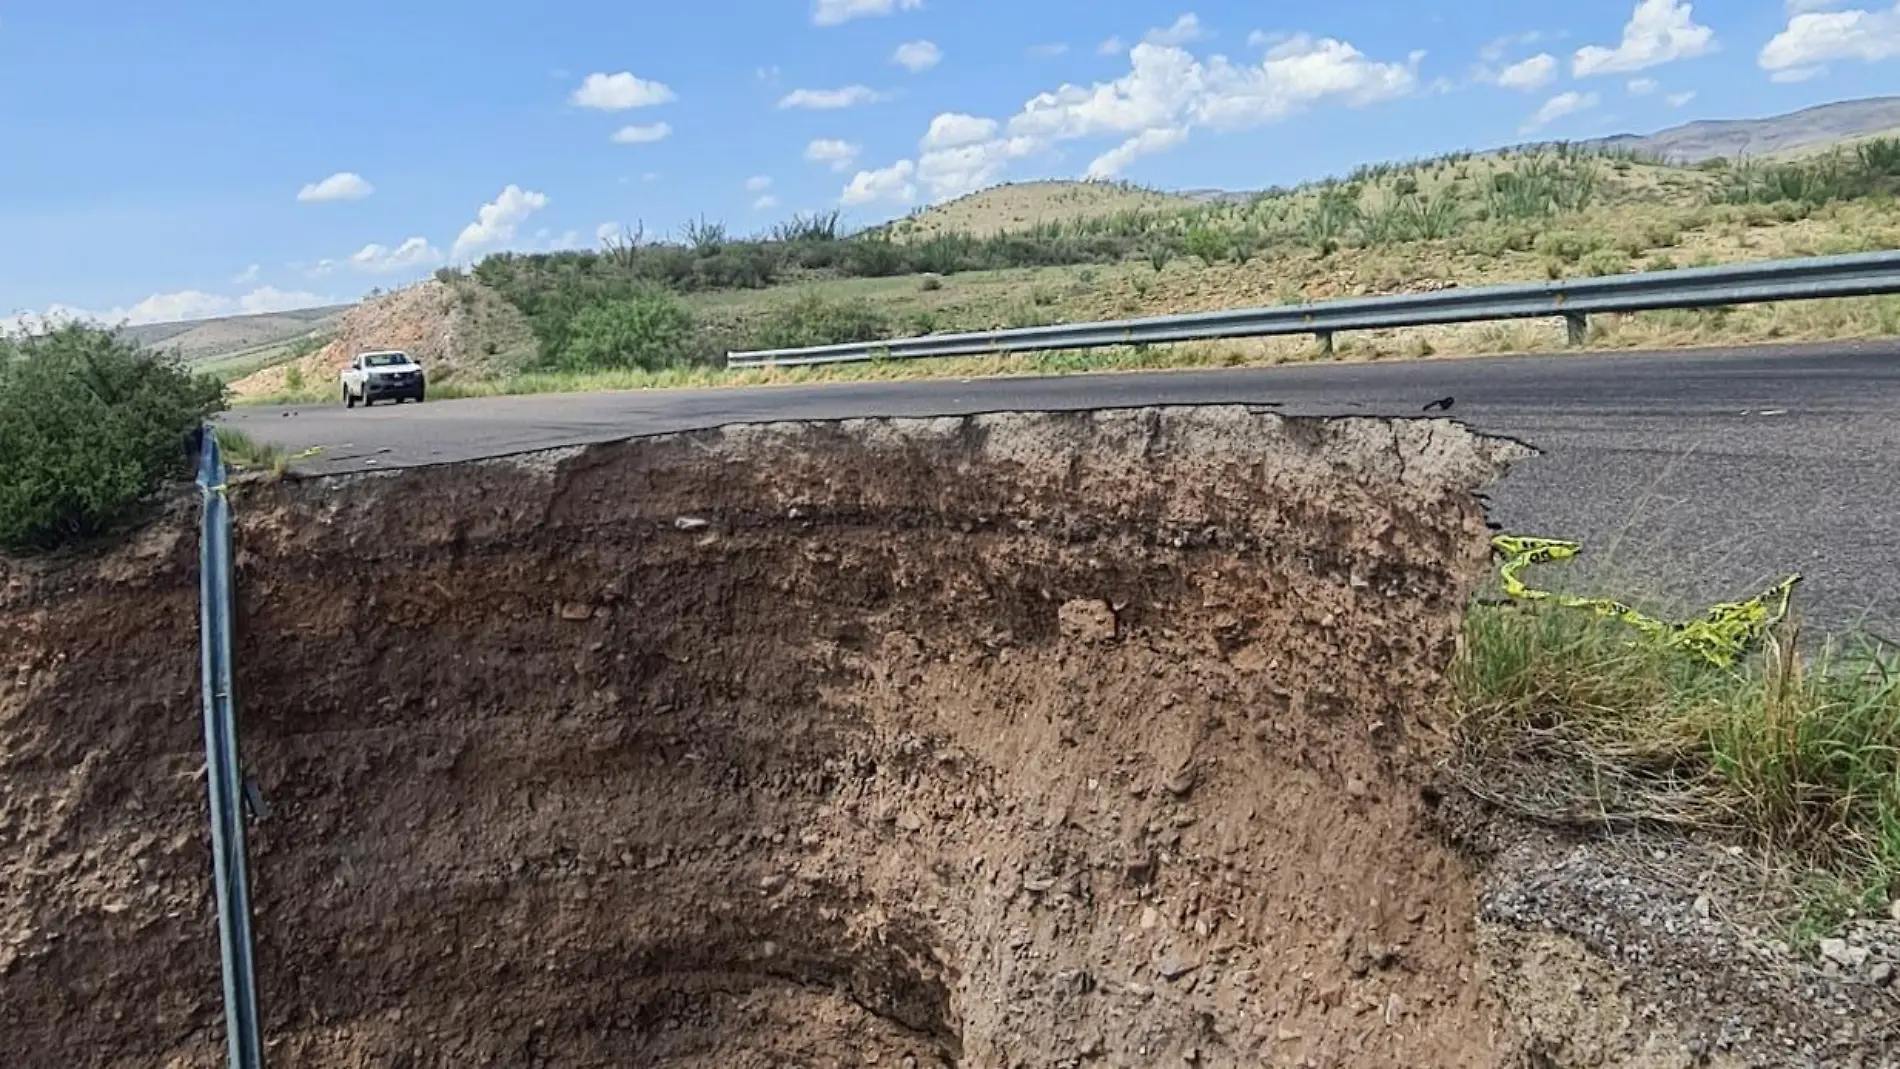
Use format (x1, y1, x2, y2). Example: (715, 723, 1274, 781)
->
(236, 135, 1900, 402)
(885, 180, 1203, 240)
(231, 279, 534, 400)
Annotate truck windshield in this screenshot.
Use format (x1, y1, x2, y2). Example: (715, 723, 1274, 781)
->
(363, 354, 409, 367)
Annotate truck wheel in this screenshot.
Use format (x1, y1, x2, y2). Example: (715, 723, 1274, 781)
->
(344, 385, 356, 409)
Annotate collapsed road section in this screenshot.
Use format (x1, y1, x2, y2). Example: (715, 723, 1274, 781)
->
(8, 405, 1564, 1066)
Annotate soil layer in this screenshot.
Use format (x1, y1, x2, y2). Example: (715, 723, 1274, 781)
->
(3, 408, 1528, 1067)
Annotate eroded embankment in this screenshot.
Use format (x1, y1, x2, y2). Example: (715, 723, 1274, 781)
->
(7, 407, 1531, 1068)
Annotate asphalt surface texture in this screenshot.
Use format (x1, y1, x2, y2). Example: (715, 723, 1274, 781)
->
(225, 339, 1900, 641)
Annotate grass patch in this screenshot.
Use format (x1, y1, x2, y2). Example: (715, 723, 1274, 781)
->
(212, 427, 289, 477)
(1451, 601, 1900, 935)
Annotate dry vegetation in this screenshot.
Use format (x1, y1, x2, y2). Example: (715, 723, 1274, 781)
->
(235, 138, 1900, 404)
(883, 178, 1204, 240)
(1452, 599, 1900, 937)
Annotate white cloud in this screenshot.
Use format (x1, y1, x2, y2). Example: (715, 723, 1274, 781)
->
(1760, 3, 1900, 79)
(845, 32, 1418, 210)
(746, 175, 774, 192)
(8, 286, 331, 331)
(1522, 90, 1601, 132)
(893, 40, 943, 72)
(1010, 37, 1418, 143)
(124, 291, 234, 323)
(296, 172, 373, 203)
(922, 112, 1001, 150)
(596, 221, 624, 244)
(1144, 14, 1207, 47)
(1574, 0, 1716, 77)
(1495, 52, 1558, 90)
(916, 136, 1041, 200)
(571, 72, 677, 110)
(1030, 43, 1070, 58)
(1667, 89, 1698, 106)
(350, 237, 443, 274)
(1628, 76, 1660, 93)
(812, 0, 922, 26)
(452, 185, 550, 260)
(1480, 30, 1547, 63)
(754, 194, 780, 211)
(610, 122, 673, 144)
(1099, 36, 1127, 56)
(1086, 126, 1188, 178)
(841, 160, 917, 205)
(235, 287, 329, 316)
(1771, 64, 1826, 81)
(779, 85, 887, 109)
(1248, 30, 1290, 49)
(805, 139, 862, 171)
(308, 258, 338, 278)
(232, 263, 261, 285)
(1788, 0, 1848, 10)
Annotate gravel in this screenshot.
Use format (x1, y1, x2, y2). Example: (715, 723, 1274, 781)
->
(1479, 829, 1900, 1068)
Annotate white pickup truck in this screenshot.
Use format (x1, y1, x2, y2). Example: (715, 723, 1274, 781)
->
(340, 350, 426, 408)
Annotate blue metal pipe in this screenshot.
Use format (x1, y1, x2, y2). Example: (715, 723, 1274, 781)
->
(196, 431, 265, 1069)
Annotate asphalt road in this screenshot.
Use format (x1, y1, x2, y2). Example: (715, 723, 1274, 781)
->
(225, 339, 1900, 639)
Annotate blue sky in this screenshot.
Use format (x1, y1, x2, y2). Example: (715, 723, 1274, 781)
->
(2, 0, 1897, 328)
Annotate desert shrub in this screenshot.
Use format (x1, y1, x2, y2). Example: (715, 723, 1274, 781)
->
(1580, 249, 1632, 277)
(694, 244, 779, 289)
(542, 287, 695, 372)
(841, 235, 908, 278)
(1183, 225, 1231, 264)
(1533, 230, 1604, 264)
(1457, 223, 1535, 258)
(0, 323, 225, 550)
(752, 293, 890, 350)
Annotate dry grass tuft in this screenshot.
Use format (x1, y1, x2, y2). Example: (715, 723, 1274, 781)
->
(1451, 600, 1900, 929)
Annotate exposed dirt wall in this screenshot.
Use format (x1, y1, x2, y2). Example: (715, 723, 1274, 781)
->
(2, 407, 1529, 1067)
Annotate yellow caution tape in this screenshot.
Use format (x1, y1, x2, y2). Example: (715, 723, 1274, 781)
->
(1491, 534, 1800, 668)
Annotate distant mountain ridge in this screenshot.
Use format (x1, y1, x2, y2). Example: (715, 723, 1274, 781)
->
(1587, 96, 1900, 162)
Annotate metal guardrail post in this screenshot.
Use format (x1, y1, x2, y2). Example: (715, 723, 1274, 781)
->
(196, 430, 266, 1069)
(1565, 313, 1588, 348)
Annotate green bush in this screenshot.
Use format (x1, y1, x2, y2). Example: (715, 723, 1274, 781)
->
(1182, 225, 1231, 264)
(753, 293, 889, 350)
(0, 323, 225, 551)
(543, 287, 694, 372)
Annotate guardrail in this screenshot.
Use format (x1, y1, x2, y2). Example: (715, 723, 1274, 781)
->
(727, 249, 1900, 368)
(196, 431, 266, 1069)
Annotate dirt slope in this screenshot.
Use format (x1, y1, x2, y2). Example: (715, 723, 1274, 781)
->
(228, 280, 532, 399)
(2, 409, 1550, 1068)
(23, 410, 1887, 1066)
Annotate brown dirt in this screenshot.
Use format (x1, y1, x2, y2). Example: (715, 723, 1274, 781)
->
(228, 279, 532, 399)
(4, 407, 1588, 1067)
